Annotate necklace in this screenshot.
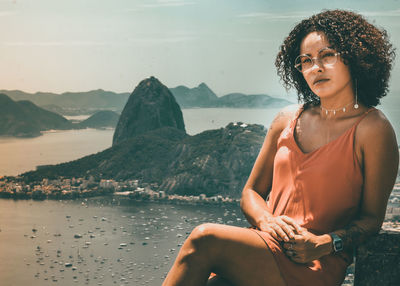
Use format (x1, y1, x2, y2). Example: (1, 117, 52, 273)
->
(320, 101, 357, 116)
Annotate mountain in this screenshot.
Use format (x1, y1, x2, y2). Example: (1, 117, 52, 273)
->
(19, 76, 268, 197)
(158, 122, 265, 197)
(0, 94, 73, 137)
(21, 123, 265, 198)
(112, 77, 186, 146)
(0, 89, 130, 115)
(169, 83, 219, 107)
(79, 111, 120, 128)
(1, 85, 292, 113)
(169, 84, 292, 108)
(216, 93, 291, 107)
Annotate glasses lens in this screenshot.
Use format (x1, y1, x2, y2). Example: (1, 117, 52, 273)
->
(320, 50, 337, 65)
(294, 49, 338, 72)
(295, 55, 312, 72)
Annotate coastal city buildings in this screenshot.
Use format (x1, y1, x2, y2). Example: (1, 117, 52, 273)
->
(0, 176, 399, 217)
(0, 176, 239, 204)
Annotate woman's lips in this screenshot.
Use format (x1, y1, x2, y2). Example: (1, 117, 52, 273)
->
(314, 79, 329, 85)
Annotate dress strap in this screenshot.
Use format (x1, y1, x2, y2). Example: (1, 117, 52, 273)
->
(289, 104, 305, 130)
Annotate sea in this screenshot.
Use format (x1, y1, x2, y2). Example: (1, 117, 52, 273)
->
(0, 197, 249, 286)
(0, 106, 399, 286)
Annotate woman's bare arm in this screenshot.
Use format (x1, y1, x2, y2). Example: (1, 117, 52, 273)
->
(240, 105, 299, 233)
(330, 111, 399, 253)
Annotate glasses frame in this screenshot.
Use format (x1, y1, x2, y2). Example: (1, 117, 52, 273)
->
(294, 47, 341, 73)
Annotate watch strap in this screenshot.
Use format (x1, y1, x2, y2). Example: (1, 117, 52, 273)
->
(329, 232, 343, 253)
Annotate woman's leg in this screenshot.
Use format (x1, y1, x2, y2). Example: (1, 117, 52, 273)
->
(162, 223, 286, 286)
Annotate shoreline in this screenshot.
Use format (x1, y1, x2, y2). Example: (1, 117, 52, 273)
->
(0, 188, 240, 205)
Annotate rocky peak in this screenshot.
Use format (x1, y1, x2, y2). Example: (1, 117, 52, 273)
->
(112, 77, 186, 146)
(195, 82, 218, 100)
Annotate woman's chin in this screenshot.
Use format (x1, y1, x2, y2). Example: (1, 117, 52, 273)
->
(312, 90, 333, 99)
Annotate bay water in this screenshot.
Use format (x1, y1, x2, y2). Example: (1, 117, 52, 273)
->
(0, 198, 248, 286)
(0, 106, 399, 285)
(0, 107, 279, 286)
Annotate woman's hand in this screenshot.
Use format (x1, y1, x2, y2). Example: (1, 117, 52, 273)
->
(257, 214, 304, 242)
(282, 229, 332, 264)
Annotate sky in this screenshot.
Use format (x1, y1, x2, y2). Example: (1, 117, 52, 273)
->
(1, 0, 400, 99)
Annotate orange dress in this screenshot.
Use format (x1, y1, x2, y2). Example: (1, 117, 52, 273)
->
(247, 106, 377, 285)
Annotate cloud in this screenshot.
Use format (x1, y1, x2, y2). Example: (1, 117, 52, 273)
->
(235, 38, 276, 43)
(361, 9, 400, 17)
(3, 41, 111, 47)
(237, 9, 400, 21)
(0, 10, 17, 17)
(3, 36, 197, 47)
(140, 0, 195, 8)
(128, 36, 197, 43)
(236, 11, 312, 21)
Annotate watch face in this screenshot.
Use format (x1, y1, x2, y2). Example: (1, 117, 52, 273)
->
(335, 240, 343, 251)
(330, 233, 343, 252)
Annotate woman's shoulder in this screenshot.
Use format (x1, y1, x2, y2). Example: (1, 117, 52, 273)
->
(267, 104, 301, 136)
(357, 107, 398, 149)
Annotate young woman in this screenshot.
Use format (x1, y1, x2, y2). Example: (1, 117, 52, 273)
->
(162, 10, 399, 286)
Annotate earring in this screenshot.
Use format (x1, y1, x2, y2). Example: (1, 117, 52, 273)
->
(354, 79, 359, 109)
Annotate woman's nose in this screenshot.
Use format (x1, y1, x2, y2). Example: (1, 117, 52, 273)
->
(310, 59, 325, 71)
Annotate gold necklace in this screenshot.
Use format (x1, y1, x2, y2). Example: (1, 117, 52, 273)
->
(320, 101, 358, 116)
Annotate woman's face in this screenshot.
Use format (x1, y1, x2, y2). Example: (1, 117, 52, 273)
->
(299, 31, 353, 101)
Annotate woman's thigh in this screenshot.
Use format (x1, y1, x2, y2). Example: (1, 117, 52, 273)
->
(192, 223, 286, 286)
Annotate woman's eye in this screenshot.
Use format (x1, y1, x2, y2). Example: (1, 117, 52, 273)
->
(321, 52, 335, 58)
(302, 58, 312, 63)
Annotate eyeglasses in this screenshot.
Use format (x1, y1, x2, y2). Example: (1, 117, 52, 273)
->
(294, 47, 340, 73)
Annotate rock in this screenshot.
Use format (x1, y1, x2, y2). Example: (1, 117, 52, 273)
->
(159, 122, 266, 197)
(112, 76, 185, 146)
(354, 229, 400, 285)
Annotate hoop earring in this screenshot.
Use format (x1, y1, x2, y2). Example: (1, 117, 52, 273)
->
(354, 79, 359, 109)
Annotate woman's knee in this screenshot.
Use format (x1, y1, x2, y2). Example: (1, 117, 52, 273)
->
(180, 223, 220, 262)
(189, 223, 219, 249)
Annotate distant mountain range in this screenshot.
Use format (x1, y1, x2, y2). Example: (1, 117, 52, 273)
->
(169, 83, 292, 108)
(0, 93, 73, 137)
(0, 94, 120, 137)
(20, 77, 267, 198)
(0, 89, 129, 115)
(0, 83, 292, 115)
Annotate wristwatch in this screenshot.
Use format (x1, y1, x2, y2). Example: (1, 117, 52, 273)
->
(329, 232, 343, 253)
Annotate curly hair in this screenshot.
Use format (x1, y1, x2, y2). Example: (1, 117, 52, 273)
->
(275, 9, 396, 107)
